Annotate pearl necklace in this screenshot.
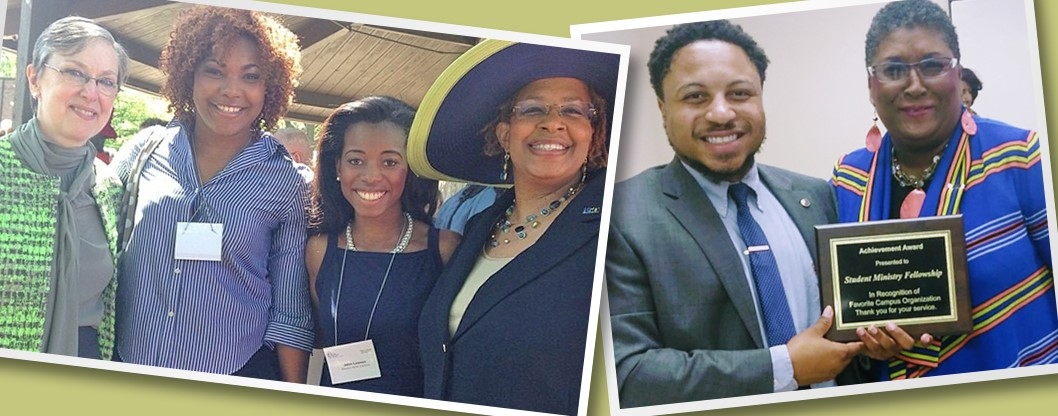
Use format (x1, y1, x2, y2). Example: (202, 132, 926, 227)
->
(345, 212, 413, 253)
(490, 182, 582, 247)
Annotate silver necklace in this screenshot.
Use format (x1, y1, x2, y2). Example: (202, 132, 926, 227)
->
(345, 212, 414, 253)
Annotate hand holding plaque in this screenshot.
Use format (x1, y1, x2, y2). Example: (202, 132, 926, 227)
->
(815, 215, 972, 342)
(855, 321, 934, 360)
(788, 306, 866, 386)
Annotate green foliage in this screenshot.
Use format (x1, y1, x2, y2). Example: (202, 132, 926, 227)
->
(0, 51, 15, 78)
(109, 88, 172, 151)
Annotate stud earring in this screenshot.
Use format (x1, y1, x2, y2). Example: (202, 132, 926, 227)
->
(336, 176, 340, 182)
(865, 114, 881, 153)
(500, 152, 510, 181)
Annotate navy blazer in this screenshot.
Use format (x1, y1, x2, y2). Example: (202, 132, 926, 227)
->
(419, 168, 606, 415)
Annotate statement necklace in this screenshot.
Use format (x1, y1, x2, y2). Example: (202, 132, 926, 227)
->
(891, 149, 942, 189)
(490, 182, 582, 247)
(345, 212, 414, 253)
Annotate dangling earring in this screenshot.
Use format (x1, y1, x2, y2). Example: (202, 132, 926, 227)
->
(961, 109, 977, 135)
(865, 114, 881, 153)
(500, 152, 510, 181)
(580, 158, 588, 185)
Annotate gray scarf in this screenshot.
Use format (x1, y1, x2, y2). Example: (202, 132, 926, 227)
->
(8, 118, 96, 356)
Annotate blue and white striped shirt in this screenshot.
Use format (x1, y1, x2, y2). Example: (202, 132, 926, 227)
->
(112, 121, 314, 374)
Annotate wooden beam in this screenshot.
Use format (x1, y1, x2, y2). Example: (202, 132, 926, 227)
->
(283, 109, 327, 124)
(292, 88, 356, 110)
(286, 19, 344, 51)
(367, 25, 478, 47)
(122, 77, 161, 97)
(68, 0, 171, 20)
(4, 0, 171, 35)
(111, 32, 162, 70)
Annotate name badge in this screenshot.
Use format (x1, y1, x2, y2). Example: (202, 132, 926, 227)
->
(174, 222, 223, 261)
(323, 339, 382, 385)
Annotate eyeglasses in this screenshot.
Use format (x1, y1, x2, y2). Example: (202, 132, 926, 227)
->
(867, 57, 958, 83)
(41, 64, 120, 97)
(510, 100, 597, 122)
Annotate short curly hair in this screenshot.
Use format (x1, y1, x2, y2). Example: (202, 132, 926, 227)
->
(865, 0, 960, 66)
(648, 20, 769, 99)
(159, 5, 301, 133)
(480, 80, 609, 171)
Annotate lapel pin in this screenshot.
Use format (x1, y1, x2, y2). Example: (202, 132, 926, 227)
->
(799, 198, 811, 208)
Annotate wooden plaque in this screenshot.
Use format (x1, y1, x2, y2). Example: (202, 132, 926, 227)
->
(815, 215, 971, 342)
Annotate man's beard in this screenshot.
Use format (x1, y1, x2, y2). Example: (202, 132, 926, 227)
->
(676, 152, 756, 183)
(670, 136, 764, 183)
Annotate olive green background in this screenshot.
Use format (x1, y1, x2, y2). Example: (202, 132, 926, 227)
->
(3, 0, 1058, 414)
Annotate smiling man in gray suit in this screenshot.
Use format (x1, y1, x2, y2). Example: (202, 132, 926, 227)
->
(606, 20, 914, 407)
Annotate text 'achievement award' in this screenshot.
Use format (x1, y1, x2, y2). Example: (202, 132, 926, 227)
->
(815, 215, 971, 341)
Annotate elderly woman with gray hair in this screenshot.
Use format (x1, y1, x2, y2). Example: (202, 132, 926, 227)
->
(0, 16, 129, 360)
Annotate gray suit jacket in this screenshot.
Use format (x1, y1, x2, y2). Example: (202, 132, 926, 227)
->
(606, 158, 867, 407)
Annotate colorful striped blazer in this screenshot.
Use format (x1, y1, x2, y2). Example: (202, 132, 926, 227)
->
(831, 114, 1058, 379)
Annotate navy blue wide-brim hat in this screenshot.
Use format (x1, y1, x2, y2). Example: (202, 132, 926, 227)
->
(408, 39, 621, 186)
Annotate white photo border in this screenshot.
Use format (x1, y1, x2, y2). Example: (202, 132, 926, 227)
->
(573, 0, 1058, 414)
(0, 1, 630, 415)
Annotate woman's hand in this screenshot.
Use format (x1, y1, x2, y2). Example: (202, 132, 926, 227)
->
(856, 322, 934, 360)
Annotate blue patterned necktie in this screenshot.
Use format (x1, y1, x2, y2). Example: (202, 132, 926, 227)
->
(728, 183, 797, 346)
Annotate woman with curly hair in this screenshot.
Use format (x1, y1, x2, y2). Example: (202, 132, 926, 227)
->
(112, 5, 313, 382)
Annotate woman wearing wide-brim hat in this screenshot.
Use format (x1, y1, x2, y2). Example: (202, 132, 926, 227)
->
(409, 39, 619, 415)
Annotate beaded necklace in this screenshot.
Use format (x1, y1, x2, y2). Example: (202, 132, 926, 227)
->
(490, 181, 582, 247)
(892, 148, 943, 189)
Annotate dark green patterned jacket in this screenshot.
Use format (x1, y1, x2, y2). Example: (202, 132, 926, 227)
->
(0, 136, 122, 359)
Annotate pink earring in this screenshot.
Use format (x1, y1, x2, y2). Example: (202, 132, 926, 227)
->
(961, 109, 977, 135)
(865, 115, 881, 153)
